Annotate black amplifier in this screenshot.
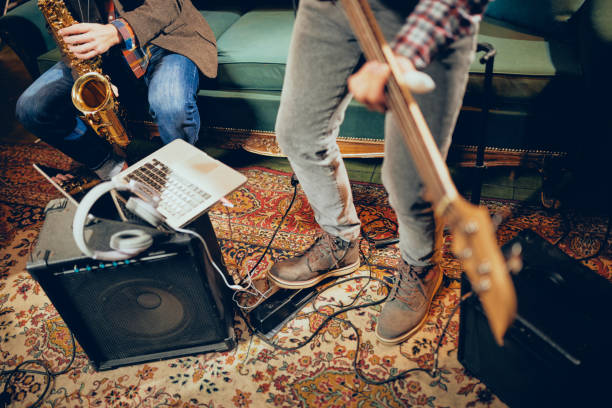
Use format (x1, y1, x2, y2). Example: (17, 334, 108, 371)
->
(458, 229, 611, 407)
(27, 198, 236, 371)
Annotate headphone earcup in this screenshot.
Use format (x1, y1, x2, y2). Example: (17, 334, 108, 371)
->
(109, 229, 154, 253)
(73, 180, 160, 261)
(126, 197, 164, 227)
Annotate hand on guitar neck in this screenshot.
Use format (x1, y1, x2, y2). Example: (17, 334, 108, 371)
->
(348, 56, 435, 112)
(341, 0, 517, 346)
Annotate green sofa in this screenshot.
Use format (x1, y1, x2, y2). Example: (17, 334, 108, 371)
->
(2, 0, 610, 167)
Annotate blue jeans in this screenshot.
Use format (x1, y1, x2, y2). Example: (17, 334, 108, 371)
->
(16, 46, 200, 170)
(275, 0, 476, 266)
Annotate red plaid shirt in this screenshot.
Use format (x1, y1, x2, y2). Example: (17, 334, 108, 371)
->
(107, 0, 152, 78)
(392, 0, 491, 68)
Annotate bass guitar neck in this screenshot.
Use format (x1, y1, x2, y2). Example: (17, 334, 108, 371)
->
(340, 0, 516, 345)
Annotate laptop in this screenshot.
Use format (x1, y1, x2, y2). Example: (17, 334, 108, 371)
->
(112, 139, 247, 229)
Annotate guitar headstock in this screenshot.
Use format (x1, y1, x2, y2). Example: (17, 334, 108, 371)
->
(447, 197, 517, 345)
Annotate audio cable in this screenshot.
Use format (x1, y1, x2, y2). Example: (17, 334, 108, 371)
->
(0, 332, 78, 408)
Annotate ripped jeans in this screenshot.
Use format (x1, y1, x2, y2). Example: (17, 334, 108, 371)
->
(275, 0, 476, 266)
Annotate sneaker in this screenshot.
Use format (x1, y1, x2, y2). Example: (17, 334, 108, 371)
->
(375, 261, 443, 345)
(267, 232, 360, 289)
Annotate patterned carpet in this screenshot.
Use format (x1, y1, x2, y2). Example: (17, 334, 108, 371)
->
(0, 142, 610, 407)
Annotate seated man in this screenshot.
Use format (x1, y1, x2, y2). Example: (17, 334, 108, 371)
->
(268, 0, 489, 344)
(16, 0, 217, 180)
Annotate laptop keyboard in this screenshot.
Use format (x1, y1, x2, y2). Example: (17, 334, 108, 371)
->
(122, 158, 212, 218)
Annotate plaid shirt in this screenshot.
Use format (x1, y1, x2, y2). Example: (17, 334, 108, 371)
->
(392, 0, 491, 69)
(107, 1, 152, 78)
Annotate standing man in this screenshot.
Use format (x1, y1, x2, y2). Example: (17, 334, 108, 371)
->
(16, 0, 217, 180)
(268, 0, 489, 344)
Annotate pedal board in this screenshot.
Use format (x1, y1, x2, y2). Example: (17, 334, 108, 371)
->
(248, 285, 319, 337)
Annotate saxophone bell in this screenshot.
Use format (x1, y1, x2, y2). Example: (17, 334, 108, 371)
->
(71, 72, 112, 114)
(71, 72, 131, 147)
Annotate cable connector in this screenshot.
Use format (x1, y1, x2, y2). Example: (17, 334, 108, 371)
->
(290, 173, 299, 187)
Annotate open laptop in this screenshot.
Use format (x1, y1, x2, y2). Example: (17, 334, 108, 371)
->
(112, 139, 247, 229)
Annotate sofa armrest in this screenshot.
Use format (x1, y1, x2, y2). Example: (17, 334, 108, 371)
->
(0, 0, 55, 78)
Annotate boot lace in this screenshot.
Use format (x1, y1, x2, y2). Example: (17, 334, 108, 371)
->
(388, 263, 428, 311)
(306, 233, 345, 271)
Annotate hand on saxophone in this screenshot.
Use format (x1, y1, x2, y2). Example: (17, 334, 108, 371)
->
(59, 23, 121, 60)
(348, 55, 435, 113)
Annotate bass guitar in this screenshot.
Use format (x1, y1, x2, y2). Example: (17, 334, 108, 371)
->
(340, 0, 516, 345)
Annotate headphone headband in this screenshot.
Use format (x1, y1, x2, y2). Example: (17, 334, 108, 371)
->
(72, 180, 155, 261)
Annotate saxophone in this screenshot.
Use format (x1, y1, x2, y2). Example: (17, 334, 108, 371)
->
(38, 0, 131, 147)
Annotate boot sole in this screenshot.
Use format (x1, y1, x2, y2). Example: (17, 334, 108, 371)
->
(375, 270, 444, 345)
(267, 261, 361, 289)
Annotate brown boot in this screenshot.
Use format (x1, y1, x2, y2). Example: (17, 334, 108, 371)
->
(375, 261, 443, 345)
(268, 232, 360, 289)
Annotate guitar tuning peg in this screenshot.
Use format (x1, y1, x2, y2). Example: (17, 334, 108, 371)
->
(473, 278, 492, 293)
(463, 221, 479, 234)
(491, 208, 512, 230)
(491, 213, 503, 230)
(457, 247, 473, 259)
(477, 261, 491, 275)
(507, 242, 523, 274)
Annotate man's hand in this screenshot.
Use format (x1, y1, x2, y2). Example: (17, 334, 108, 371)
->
(348, 55, 434, 112)
(59, 23, 121, 60)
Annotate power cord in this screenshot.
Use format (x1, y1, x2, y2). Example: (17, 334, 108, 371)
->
(238, 262, 472, 384)
(0, 332, 78, 408)
(235, 184, 470, 385)
(231, 172, 608, 384)
(178, 173, 301, 312)
(232, 173, 300, 311)
(237, 173, 300, 288)
(358, 210, 399, 248)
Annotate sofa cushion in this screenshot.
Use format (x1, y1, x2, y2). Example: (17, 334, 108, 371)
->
(457, 16, 584, 153)
(199, 9, 243, 39)
(485, 0, 585, 36)
(464, 17, 581, 105)
(215, 9, 294, 91)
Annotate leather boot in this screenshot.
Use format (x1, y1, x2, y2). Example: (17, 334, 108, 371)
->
(375, 261, 443, 345)
(268, 232, 360, 289)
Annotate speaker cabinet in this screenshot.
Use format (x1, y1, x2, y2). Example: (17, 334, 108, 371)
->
(27, 199, 235, 370)
(458, 229, 612, 407)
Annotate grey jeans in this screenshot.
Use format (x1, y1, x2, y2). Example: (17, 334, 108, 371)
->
(275, 0, 476, 266)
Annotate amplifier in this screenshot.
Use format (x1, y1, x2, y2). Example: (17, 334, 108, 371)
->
(458, 229, 611, 407)
(27, 198, 236, 371)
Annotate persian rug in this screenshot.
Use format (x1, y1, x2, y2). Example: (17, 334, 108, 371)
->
(0, 142, 610, 408)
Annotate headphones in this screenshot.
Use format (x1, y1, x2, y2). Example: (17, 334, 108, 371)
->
(72, 180, 164, 261)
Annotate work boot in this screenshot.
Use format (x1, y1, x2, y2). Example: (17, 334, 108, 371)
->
(268, 232, 360, 289)
(376, 261, 443, 345)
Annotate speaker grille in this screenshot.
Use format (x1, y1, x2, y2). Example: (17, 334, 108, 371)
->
(58, 253, 227, 363)
(100, 279, 190, 338)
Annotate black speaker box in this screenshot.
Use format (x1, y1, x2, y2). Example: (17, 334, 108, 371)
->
(27, 198, 236, 371)
(458, 229, 611, 407)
